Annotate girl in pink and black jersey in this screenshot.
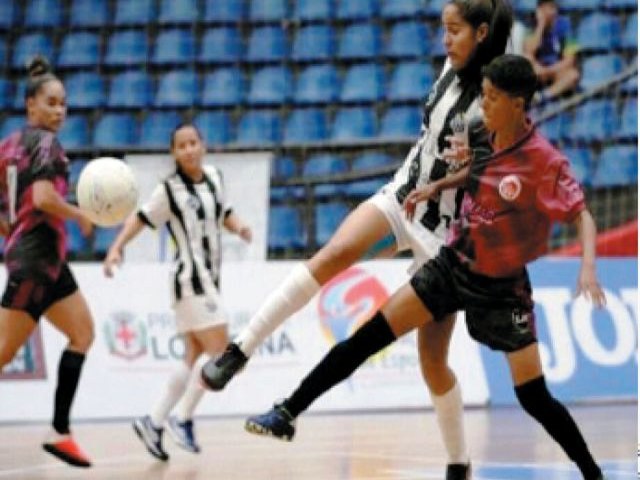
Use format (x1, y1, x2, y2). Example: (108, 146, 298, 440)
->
(245, 55, 607, 480)
(0, 57, 94, 468)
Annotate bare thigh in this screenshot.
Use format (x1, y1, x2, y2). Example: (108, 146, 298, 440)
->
(45, 290, 95, 353)
(183, 333, 203, 366)
(0, 308, 37, 369)
(381, 283, 435, 338)
(308, 202, 393, 285)
(190, 324, 229, 358)
(506, 343, 543, 387)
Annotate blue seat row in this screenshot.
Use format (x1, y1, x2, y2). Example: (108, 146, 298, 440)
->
(566, 145, 638, 188)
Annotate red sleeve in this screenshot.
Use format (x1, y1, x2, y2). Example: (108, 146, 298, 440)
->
(535, 157, 586, 222)
(30, 132, 64, 182)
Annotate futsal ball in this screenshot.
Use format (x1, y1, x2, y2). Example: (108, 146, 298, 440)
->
(76, 157, 139, 227)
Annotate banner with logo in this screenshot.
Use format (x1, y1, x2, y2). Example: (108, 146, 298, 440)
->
(0, 257, 636, 422)
(125, 152, 271, 262)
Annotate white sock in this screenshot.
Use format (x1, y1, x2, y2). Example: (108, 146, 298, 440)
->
(235, 263, 320, 356)
(431, 380, 469, 464)
(150, 363, 190, 427)
(175, 355, 210, 422)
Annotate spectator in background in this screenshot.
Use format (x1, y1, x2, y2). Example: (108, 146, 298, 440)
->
(524, 0, 580, 102)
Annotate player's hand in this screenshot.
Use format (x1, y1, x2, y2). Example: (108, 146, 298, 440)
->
(403, 184, 439, 221)
(103, 248, 122, 278)
(575, 263, 606, 308)
(77, 213, 94, 237)
(238, 225, 252, 243)
(443, 135, 471, 171)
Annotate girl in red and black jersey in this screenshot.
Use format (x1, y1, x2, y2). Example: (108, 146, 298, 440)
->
(0, 57, 94, 468)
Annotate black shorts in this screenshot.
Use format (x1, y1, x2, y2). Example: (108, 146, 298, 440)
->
(410, 247, 537, 353)
(1, 263, 79, 321)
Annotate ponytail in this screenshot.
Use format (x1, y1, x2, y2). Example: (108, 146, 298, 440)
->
(25, 55, 59, 101)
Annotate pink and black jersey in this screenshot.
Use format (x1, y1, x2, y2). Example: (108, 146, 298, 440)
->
(0, 125, 69, 281)
(448, 123, 585, 277)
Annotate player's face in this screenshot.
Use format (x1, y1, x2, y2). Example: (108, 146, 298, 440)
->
(480, 78, 523, 133)
(172, 126, 205, 175)
(26, 80, 67, 133)
(442, 4, 488, 71)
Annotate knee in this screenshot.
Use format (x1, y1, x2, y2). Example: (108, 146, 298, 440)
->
(68, 321, 95, 353)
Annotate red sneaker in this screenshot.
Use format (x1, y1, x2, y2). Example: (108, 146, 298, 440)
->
(42, 433, 92, 468)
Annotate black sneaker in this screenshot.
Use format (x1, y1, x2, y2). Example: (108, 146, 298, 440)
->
(245, 403, 296, 441)
(201, 343, 248, 391)
(132, 416, 169, 461)
(446, 463, 471, 480)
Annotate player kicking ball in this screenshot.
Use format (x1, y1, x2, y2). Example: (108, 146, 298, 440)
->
(244, 54, 608, 480)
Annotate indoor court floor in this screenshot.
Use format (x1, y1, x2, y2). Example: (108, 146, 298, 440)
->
(0, 403, 635, 480)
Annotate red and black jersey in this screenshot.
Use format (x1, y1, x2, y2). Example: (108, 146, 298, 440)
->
(0, 125, 69, 281)
(447, 122, 585, 277)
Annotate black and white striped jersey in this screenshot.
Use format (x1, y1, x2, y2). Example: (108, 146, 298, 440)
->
(138, 165, 232, 302)
(390, 62, 484, 242)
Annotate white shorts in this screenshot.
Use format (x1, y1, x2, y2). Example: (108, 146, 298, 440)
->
(173, 293, 227, 334)
(366, 186, 444, 274)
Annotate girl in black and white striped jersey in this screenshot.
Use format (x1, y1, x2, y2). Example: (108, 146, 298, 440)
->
(103, 124, 251, 461)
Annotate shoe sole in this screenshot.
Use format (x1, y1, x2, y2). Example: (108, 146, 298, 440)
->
(244, 420, 294, 442)
(42, 444, 91, 468)
(132, 421, 169, 461)
(166, 423, 200, 454)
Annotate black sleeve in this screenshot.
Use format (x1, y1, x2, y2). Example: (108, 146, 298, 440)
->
(30, 131, 65, 182)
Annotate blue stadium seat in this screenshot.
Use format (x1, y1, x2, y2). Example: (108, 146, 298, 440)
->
(511, 0, 536, 13)
(352, 152, 391, 171)
(201, 68, 244, 107)
(563, 147, 594, 186)
(12, 81, 26, 110)
(57, 115, 90, 149)
(70, 0, 109, 28)
(93, 113, 137, 147)
(622, 13, 637, 50)
(140, 111, 182, 147)
(108, 71, 153, 108)
(388, 61, 434, 102)
(154, 70, 198, 107)
(68, 160, 88, 189)
(315, 202, 349, 246)
(291, 25, 335, 62)
(294, 64, 339, 105)
(284, 108, 329, 143)
(272, 156, 297, 179)
(294, 0, 333, 21)
(114, 0, 155, 26)
(346, 152, 392, 198)
(379, 106, 421, 139)
(338, 23, 382, 60)
(65, 72, 106, 109)
(0, 116, 24, 139)
(580, 54, 624, 91)
(303, 154, 348, 198)
(425, 0, 447, 16)
(617, 99, 637, 140)
(25, 0, 62, 28)
(620, 74, 637, 94)
(568, 100, 618, 142)
(592, 146, 638, 187)
(104, 30, 148, 67)
(331, 107, 377, 141)
(250, 0, 288, 22)
(237, 110, 282, 145)
(194, 111, 233, 145)
(66, 220, 90, 255)
(340, 64, 385, 103)
(537, 112, 570, 143)
(0, 38, 5, 68)
(560, 0, 602, 10)
(159, 0, 198, 24)
(381, 0, 425, 19)
(576, 14, 621, 52)
(246, 26, 287, 63)
(0, 79, 10, 109)
(344, 177, 387, 198)
(152, 29, 196, 65)
(337, 0, 378, 20)
(200, 28, 242, 64)
(386, 21, 430, 58)
(269, 206, 306, 250)
(204, 0, 245, 23)
(0, 1, 16, 30)
(247, 66, 293, 106)
(431, 25, 447, 57)
(94, 226, 120, 254)
(12, 34, 53, 69)
(57, 32, 100, 69)
(604, 0, 637, 8)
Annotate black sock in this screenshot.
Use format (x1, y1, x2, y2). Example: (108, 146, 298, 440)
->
(53, 350, 86, 435)
(515, 376, 602, 480)
(284, 311, 396, 418)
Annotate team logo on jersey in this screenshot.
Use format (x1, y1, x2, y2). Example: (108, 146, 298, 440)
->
(104, 312, 148, 360)
(498, 174, 522, 201)
(511, 309, 534, 334)
(317, 267, 389, 346)
(187, 195, 201, 210)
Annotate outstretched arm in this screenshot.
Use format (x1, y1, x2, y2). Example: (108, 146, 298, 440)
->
(103, 213, 146, 277)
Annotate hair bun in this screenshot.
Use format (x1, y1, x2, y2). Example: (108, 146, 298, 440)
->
(26, 55, 52, 78)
